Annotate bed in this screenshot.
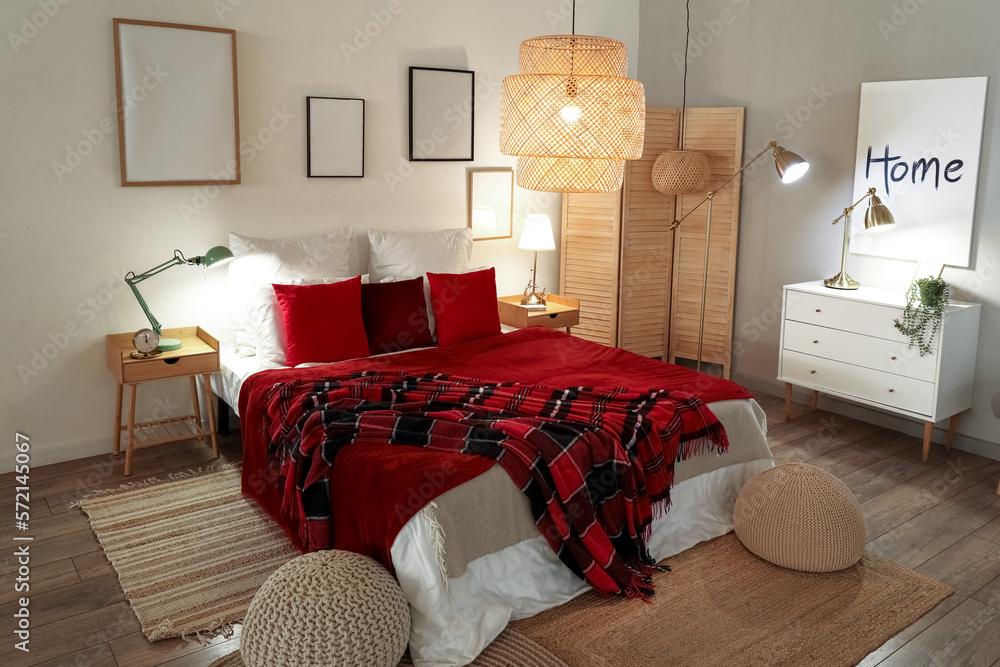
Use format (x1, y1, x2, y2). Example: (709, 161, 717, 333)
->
(213, 226, 773, 666)
(216, 327, 771, 666)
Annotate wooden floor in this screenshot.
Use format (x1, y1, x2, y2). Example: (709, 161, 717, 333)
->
(3, 393, 1000, 667)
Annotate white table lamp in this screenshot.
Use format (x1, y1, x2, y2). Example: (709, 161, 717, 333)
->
(518, 214, 556, 306)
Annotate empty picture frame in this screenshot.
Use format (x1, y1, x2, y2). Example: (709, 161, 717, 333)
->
(468, 168, 514, 240)
(113, 19, 240, 186)
(307, 97, 365, 178)
(409, 67, 475, 161)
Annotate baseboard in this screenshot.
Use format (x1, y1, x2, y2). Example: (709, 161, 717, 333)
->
(732, 372, 1000, 462)
(1, 435, 116, 475)
(0, 409, 242, 474)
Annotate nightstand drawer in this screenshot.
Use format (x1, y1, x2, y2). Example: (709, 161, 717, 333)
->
(497, 294, 580, 331)
(785, 290, 932, 348)
(122, 351, 219, 383)
(781, 350, 934, 417)
(783, 320, 937, 382)
(533, 308, 580, 328)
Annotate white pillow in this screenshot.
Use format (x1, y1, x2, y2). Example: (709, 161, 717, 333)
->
(381, 266, 487, 342)
(367, 228, 473, 284)
(228, 228, 354, 353)
(249, 275, 367, 368)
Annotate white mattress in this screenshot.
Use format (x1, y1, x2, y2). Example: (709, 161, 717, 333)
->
(211, 346, 261, 416)
(212, 346, 773, 666)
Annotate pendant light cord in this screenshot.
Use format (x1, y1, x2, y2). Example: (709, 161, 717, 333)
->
(680, 0, 691, 147)
(572, 0, 576, 35)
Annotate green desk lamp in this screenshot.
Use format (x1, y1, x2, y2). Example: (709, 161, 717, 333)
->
(125, 246, 233, 356)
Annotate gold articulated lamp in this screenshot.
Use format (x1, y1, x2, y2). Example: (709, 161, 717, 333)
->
(824, 187, 896, 290)
(671, 140, 809, 372)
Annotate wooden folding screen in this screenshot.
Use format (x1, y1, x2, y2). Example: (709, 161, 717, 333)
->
(559, 106, 745, 378)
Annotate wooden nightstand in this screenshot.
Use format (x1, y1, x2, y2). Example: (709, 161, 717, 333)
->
(106, 326, 221, 475)
(497, 294, 580, 334)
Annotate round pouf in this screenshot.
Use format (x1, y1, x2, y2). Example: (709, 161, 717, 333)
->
(240, 550, 410, 667)
(733, 462, 866, 572)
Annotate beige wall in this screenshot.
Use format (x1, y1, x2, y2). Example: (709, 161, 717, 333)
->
(640, 0, 1000, 452)
(0, 0, 640, 470)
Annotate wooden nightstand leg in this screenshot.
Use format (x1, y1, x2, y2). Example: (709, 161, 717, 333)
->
(784, 383, 793, 422)
(113, 382, 124, 455)
(202, 374, 220, 459)
(565, 326, 572, 334)
(125, 384, 137, 476)
(809, 390, 820, 412)
(921, 420, 933, 464)
(945, 413, 961, 451)
(190, 376, 204, 441)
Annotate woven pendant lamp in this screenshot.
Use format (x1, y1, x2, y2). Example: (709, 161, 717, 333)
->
(515, 156, 625, 194)
(500, 30, 645, 193)
(652, 0, 710, 196)
(652, 149, 711, 195)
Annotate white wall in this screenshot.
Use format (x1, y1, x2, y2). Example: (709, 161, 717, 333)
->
(640, 0, 1000, 452)
(0, 0, 640, 469)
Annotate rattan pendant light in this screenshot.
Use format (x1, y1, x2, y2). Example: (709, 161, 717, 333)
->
(652, 0, 711, 196)
(499, 3, 645, 193)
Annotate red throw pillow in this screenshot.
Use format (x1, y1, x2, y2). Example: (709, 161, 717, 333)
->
(272, 277, 369, 366)
(361, 277, 435, 354)
(427, 268, 502, 346)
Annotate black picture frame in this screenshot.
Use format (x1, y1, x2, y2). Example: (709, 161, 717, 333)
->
(306, 96, 365, 178)
(408, 66, 475, 162)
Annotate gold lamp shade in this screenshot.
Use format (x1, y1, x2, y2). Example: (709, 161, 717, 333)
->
(773, 145, 810, 184)
(500, 35, 645, 193)
(864, 193, 896, 230)
(652, 149, 712, 195)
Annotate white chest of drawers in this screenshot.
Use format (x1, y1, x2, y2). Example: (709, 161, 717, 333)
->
(778, 281, 981, 462)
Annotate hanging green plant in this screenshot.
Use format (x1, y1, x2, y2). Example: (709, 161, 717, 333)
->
(893, 276, 949, 356)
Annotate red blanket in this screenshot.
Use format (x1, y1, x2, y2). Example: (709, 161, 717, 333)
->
(264, 371, 729, 598)
(239, 328, 752, 577)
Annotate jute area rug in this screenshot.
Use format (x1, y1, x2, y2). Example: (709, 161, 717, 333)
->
(78, 465, 299, 641)
(80, 466, 951, 666)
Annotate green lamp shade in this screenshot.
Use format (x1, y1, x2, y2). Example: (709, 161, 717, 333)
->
(198, 246, 234, 267)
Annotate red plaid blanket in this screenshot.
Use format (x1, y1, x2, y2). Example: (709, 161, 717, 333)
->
(263, 371, 729, 598)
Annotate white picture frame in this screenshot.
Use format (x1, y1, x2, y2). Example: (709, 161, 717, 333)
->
(409, 66, 475, 161)
(307, 97, 365, 178)
(850, 76, 988, 267)
(113, 19, 240, 187)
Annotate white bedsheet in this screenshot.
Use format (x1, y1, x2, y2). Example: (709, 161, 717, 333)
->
(213, 347, 773, 667)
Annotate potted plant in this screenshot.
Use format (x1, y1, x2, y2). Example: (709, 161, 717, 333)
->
(893, 276, 949, 356)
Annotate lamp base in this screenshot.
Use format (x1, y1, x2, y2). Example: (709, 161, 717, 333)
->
(157, 338, 182, 352)
(824, 272, 860, 290)
(520, 293, 547, 309)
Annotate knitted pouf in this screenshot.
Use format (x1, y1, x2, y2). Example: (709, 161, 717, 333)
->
(240, 550, 410, 667)
(733, 462, 866, 572)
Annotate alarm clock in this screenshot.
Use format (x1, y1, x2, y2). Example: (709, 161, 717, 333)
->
(131, 328, 162, 359)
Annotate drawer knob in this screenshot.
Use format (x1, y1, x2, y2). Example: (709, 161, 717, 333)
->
(810, 370, 816, 374)
(891, 356, 897, 361)
(888, 389, 895, 393)
(815, 309, 821, 313)
(813, 340, 819, 344)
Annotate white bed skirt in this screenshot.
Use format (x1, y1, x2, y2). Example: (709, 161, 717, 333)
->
(392, 457, 774, 667)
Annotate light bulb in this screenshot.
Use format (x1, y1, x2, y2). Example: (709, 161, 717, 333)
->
(560, 105, 582, 124)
